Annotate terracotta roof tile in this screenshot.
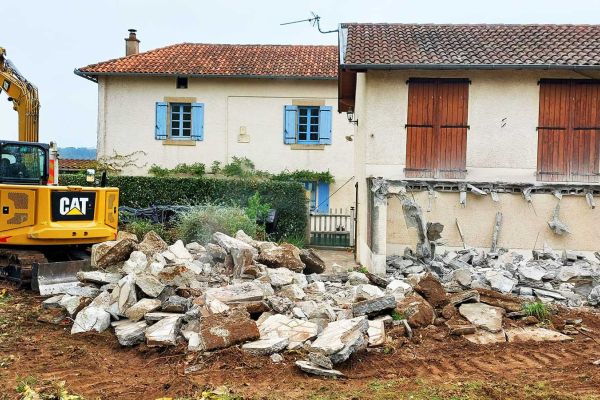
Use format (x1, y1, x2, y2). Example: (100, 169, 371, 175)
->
(77, 43, 338, 79)
(342, 24, 600, 67)
(59, 159, 96, 170)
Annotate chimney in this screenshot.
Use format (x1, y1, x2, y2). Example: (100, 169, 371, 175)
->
(125, 29, 140, 56)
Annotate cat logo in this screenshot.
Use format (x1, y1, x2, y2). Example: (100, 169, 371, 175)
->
(51, 191, 96, 221)
(59, 197, 89, 216)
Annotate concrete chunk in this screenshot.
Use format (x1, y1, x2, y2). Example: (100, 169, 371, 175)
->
(310, 316, 368, 363)
(77, 271, 123, 285)
(352, 295, 396, 317)
(135, 274, 166, 298)
(125, 298, 162, 322)
(242, 337, 289, 355)
(505, 327, 574, 343)
(459, 303, 504, 333)
(295, 360, 344, 378)
(71, 306, 111, 334)
(145, 315, 182, 346)
(205, 282, 267, 304)
(114, 320, 148, 346)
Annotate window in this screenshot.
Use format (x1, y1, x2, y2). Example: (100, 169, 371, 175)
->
(170, 103, 192, 138)
(303, 180, 330, 214)
(537, 80, 600, 182)
(0, 143, 47, 183)
(283, 105, 332, 145)
(298, 106, 320, 144)
(155, 102, 204, 141)
(405, 78, 469, 179)
(176, 77, 188, 89)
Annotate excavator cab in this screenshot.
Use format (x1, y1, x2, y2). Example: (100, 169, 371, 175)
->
(0, 141, 48, 185)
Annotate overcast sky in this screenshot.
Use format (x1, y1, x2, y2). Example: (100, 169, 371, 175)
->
(2, 0, 600, 147)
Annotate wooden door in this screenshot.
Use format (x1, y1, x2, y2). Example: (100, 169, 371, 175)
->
(406, 79, 469, 179)
(538, 80, 600, 182)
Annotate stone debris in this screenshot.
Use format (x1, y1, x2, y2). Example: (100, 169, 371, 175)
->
(242, 337, 289, 355)
(145, 315, 182, 346)
(71, 305, 111, 334)
(295, 360, 344, 378)
(114, 320, 148, 346)
(125, 298, 162, 322)
(505, 327, 574, 343)
(459, 303, 504, 333)
(196, 309, 259, 351)
(300, 248, 326, 274)
(38, 229, 599, 376)
(310, 316, 368, 364)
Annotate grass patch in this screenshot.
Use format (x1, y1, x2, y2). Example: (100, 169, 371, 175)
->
(15, 375, 84, 399)
(523, 301, 551, 321)
(391, 311, 405, 321)
(280, 235, 306, 249)
(300, 378, 599, 400)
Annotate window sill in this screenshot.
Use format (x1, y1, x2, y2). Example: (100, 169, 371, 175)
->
(162, 139, 196, 146)
(290, 144, 325, 150)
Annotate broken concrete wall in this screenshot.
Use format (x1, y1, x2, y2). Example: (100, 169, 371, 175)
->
(387, 191, 600, 253)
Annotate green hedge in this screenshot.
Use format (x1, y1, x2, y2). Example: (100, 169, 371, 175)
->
(59, 175, 307, 240)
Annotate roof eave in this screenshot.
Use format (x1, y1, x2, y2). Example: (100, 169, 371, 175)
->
(73, 70, 337, 81)
(340, 63, 600, 71)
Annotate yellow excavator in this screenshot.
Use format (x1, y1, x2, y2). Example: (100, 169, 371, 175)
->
(0, 47, 119, 294)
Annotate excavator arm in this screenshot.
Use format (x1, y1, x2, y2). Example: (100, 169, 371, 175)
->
(0, 47, 39, 142)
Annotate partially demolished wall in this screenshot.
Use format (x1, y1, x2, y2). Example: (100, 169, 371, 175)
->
(379, 180, 600, 253)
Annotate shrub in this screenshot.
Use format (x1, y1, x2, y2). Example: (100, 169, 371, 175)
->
(222, 156, 257, 178)
(272, 169, 335, 184)
(59, 175, 307, 240)
(245, 192, 271, 222)
(176, 205, 258, 244)
(148, 163, 205, 177)
(148, 164, 170, 177)
(210, 160, 222, 174)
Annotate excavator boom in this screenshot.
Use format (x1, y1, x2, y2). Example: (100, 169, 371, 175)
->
(0, 47, 39, 142)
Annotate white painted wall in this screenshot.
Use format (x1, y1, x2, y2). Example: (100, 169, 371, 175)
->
(353, 69, 600, 269)
(96, 76, 355, 210)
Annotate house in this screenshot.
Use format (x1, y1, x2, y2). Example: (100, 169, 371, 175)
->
(75, 30, 355, 214)
(338, 23, 600, 272)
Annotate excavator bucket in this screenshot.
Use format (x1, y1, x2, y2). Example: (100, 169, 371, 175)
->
(0, 249, 92, 295)
(32, 259, 91, 295)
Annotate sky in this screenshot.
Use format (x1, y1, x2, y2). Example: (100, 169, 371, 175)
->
(2, 0, 600, 147)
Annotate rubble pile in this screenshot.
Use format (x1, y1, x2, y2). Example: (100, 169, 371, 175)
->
(39, 230, 599, 378)
(387, 245, 600, 308)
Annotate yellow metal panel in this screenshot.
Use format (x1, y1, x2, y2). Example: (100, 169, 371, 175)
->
(0, 188, 36, 231)
(105, 190, 119, 229)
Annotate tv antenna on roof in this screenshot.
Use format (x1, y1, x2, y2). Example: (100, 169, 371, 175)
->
(280, 12, 338, 34)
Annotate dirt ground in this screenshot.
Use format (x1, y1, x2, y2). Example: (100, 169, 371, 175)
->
(1, 283, 600, 400)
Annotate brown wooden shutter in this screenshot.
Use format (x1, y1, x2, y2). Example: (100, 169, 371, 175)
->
(406, 79, 469, 179)
(537, 80, 600, 182)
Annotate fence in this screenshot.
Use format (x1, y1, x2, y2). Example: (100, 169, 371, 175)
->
(309, 208, 354, 248)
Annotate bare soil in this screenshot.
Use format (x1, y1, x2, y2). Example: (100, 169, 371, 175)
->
(1, 283, 600, 400)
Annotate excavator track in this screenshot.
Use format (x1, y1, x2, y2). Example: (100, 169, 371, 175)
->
(0, 248, 48, 288)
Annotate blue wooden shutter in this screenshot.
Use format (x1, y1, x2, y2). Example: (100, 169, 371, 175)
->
(155, 102, 168, 140)
(316, 181, 330, 214)
(283, 105, 298, 144)
(318, 106, 332, 145)
(191, 103, 205, 141)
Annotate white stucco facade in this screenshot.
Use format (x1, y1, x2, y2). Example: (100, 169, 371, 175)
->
(96, 76, 356, 211)
(352, 69, 600, 271)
